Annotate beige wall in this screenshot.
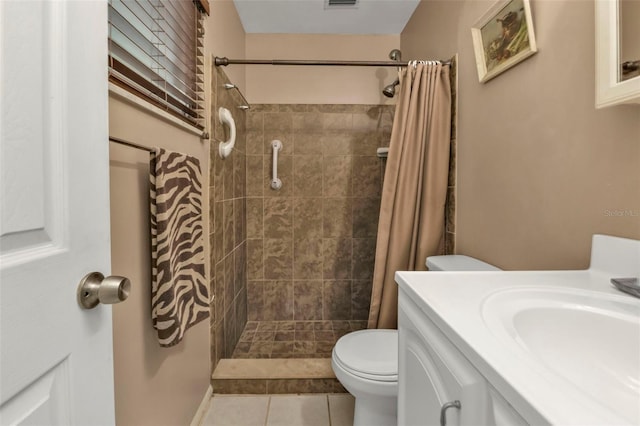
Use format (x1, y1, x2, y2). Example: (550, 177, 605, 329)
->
(402, 0, 640, 270)
(245, 34, 400, 105)
(109, 1, 246, 424)
(109, 94, 210, 426)
(206, 0, 247, 94)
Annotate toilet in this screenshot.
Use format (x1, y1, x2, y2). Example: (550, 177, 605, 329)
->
(331, 255, 500, 426)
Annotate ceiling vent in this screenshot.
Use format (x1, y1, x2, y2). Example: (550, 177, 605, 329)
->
(326, 0, 358, 8)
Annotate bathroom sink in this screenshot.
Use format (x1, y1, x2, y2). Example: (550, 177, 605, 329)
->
(482, 287, 640, 424)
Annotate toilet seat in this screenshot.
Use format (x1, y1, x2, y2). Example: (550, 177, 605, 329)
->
(332, 329, 398, 382)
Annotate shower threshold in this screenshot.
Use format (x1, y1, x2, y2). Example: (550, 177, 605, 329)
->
(211, 358, 345, 394)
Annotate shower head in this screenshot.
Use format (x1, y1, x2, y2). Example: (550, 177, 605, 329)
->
(382, 49, 402, 98)
(382, 78, 400, 98)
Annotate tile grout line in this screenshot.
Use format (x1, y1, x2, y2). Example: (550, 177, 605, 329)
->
(326, 394, 333, 426)
(264, 395, 272, 426)
(291, 154, 297, 325)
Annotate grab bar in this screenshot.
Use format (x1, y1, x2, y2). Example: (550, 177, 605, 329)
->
(271, 140, 283, 190)
(218, 107, 236, 159)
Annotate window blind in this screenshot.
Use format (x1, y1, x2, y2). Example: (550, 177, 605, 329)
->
(108, 0, 205, 129)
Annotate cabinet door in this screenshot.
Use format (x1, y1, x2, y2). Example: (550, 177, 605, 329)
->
(400, 328, 460, 426)
(398, 295, 492, 426)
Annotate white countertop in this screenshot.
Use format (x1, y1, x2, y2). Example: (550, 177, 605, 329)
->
(395, 268, 640, 425)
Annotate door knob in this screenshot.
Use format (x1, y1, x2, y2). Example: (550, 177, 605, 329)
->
(77, 272, 131, 309)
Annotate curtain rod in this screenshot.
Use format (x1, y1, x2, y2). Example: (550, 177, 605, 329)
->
(109, 136, 153, 152)
(214, 56, 451, 67)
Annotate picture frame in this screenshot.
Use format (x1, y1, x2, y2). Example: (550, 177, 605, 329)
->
(471, 0, 537, 83)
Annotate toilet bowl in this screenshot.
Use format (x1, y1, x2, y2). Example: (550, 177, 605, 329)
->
(332, 255, 500, 426)
(332, 329, 398, 426)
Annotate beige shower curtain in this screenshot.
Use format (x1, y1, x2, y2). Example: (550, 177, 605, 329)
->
(368, 62, 452, 329)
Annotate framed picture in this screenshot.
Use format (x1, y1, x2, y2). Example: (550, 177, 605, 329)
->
(471, 0, 537, 83)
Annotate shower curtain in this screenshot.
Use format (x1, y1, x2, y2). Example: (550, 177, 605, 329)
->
(368, 61, 452, 329)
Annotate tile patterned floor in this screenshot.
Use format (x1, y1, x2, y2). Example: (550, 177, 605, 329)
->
(201, 394, 355, 426)
(232, 320, 367, 359)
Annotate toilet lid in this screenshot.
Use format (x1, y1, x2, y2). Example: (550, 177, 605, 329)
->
(333, 330, 398, 382)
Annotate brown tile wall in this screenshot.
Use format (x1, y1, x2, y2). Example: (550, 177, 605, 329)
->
(212, 378, 345, 394)
(210, 67, 248, 372)
(444, 57, 458, 255)
(245, 104, 394, 323)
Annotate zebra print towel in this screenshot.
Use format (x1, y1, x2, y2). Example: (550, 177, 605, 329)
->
(150, 148, 209, 347)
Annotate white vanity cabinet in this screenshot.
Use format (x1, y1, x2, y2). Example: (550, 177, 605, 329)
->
(398, 289, 528, 426)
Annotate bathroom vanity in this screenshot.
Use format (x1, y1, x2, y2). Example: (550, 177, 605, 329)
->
(396, 235, 640, 425)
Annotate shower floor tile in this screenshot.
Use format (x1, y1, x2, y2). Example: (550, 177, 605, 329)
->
(232, 320, 367, 359)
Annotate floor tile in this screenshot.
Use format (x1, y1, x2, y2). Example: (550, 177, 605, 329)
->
(202, 395, 269, 426)
(266, 395, 330, 426)
(328, 394, 355, 426)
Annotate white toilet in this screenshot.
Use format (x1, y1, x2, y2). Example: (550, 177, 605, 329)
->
(331, 255, 500, 426)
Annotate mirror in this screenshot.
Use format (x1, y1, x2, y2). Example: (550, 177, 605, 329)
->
(595, 0, 640, 108)
(619, 0, 640, 82)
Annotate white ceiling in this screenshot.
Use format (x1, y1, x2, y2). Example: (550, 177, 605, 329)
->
(233, 0, 421, 34)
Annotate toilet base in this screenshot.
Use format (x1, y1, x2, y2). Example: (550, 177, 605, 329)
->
(353, 394, 397, 426)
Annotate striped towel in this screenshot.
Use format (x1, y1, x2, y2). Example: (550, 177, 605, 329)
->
(150, 148, 209, 347)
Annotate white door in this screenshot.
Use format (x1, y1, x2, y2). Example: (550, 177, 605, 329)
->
(0, 1, 115, 424)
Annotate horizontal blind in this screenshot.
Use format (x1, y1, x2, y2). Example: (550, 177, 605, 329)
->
(109, 0, 205, 129)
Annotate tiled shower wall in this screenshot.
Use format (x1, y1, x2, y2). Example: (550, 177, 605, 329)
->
(244, 104, 394, 323)
(444, 57, 458, 255)
(209, 67, 248, 371)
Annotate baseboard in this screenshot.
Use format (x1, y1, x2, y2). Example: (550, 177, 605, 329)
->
(190, 384, 213, 426)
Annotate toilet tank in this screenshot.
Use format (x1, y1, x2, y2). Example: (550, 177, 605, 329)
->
(426, 255, 501, 271)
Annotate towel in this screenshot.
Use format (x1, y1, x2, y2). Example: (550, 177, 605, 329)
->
(150, 148, 209, 347)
